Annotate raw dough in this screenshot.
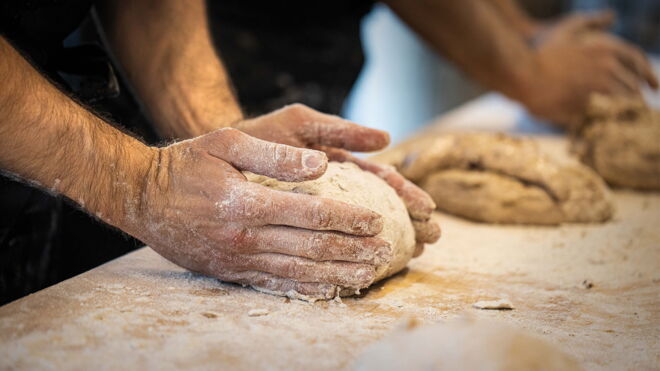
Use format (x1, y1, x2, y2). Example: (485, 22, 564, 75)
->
(355, 318, 583, 371)
(572, 94, 660, 190)
(373, 133, 612, 225)
(245, 162, 415, 300)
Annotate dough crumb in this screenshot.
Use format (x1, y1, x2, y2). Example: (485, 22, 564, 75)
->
(247, 308, 270, 317)
(472, 299, 514, 310)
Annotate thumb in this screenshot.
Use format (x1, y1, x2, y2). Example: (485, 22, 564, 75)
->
(285, 104, 390, 152)
(203, 128, 328, 182)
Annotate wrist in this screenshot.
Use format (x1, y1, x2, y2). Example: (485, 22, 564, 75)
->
(501, 49, 543, 107)
(55, 112, 158, 232)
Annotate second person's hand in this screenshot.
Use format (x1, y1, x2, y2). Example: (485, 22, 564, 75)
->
(517, 10, 658, 129)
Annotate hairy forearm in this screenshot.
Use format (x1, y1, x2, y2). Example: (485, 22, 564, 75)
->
(0, 37, 155, 228)
(96, 0, 243, 139)
(385, 0, 536, 101)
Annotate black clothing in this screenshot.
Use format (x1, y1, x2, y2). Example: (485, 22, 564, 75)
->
(0, 0, 373, 305)
(208, 0, 374, 116)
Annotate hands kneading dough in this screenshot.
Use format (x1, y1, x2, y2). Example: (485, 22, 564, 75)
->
(246, 162, 417, 300)
(234, 104, 440, 255)
(373, 133, 613, 225)
(572, 94, 660, 190)
(131, 105, 437, 301)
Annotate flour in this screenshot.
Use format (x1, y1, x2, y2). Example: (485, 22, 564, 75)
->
(245, 162, 416, 301)
(355, 318, 583, 371)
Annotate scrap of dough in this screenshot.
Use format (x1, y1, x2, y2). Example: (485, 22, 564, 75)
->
(245, 162, 416, 300)
(247, 308, 269, 317)
(572, 94, 660, 190)
(472, 299, 514, 310)
(355, 318, 583, 371)
(374, 133, 613, 225)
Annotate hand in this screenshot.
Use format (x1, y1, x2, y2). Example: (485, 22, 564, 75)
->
(518, 11, 658, 128)
(233, 104, 441, 257)
(322, 148, 441, 257)
(122, 126, 392, 299)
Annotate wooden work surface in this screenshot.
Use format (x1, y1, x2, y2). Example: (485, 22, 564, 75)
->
(1, 95, 659, 370)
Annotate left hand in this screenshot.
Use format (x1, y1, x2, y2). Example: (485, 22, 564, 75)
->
(233, 104, 441, 256)
(517, 10, 658, 129)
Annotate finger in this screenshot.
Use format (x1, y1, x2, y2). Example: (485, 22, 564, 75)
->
(233, 183, 384, 236)
(564, 10, 615, 33)
(203, 127, 328, 182)
(582, 9, 616, 30)
(235, 226, 392, 265)
(412, 220, 441, 244)
(291, 105, 390, 152)
(217, 270, 339, 300)
(322, 147, 436, 220)
(610, 62, 642, 96)
(413, 243, 424, 258)
(240, 253, 376, 288)
(612, 41, 659, 89)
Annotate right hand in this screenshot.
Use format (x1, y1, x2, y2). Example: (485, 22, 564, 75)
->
(518, 10, 658, 129)
(123, 127, 391, 298)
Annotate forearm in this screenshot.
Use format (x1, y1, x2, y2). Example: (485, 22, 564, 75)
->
(385, 0, 537, 101)
(96, 0, 243, 139)
(488, 0, 540, 40)
(0, 37, 155, 228)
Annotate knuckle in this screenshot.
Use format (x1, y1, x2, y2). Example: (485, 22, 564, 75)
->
(272, 143, 300, 165)
(308, 201, 333, 229)
(221, 227, 253, 251)
(234, 228, 254, 249)
(288, 103, 309, 113)
(214, 127, 241, 141)
(304, 233, 328, 260)
(224, 187, 269, 221)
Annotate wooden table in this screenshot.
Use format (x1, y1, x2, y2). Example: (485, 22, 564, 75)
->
(1, 95, 659, 370)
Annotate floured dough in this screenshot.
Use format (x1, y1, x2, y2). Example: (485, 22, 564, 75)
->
(373, 133, 612, 225)
(572, 94, 660, 190)
(355, 317, 583, 371)
(245, 162, 415, 300)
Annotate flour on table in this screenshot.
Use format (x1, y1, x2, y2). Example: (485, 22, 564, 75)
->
(355, 317, 583, 371)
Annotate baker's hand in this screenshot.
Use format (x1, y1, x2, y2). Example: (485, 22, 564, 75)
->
(124, 127, 392, 298)
(518, 11, 658, 129)
(234, 104, 441, 257)
(321, 148, 440, 257)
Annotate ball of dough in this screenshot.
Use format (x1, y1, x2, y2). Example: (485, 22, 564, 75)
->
(355, 318, 583, 371)
(573, 95, 660, 190)
(245, 162, 415, 300)
(374, 133, 613, 225)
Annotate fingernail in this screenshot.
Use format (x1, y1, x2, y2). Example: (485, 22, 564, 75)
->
(303, 151, 324, 170)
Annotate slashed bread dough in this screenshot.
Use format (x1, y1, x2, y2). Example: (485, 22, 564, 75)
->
(245, 162, 415, 300)
(373, 133, 613, 225)
(572, 94, 660, 190)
